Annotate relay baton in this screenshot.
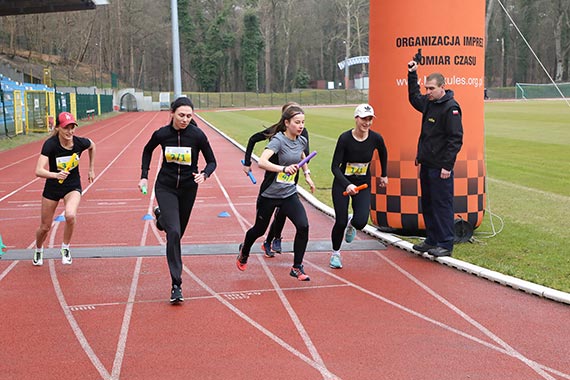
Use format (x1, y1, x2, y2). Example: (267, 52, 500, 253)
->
(343, 183, 368, 196)
(241, 160, 257, 184)
(58, 153, 78, 184)
(141, 184, 148, 195)
(285, 151, 317, 177)
(297, 151, 317, 167)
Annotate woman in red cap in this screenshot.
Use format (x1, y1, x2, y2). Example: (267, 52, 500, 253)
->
(32, 112, 96, 266)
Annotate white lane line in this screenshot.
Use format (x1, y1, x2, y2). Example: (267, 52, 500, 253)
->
(49, 259, 111, 380)
(0, 261, 18, 282)
(111, 257, 142, 380)
(373, 250, 560, 380)
(256, 256, 330, 373)
(210, 171, 334, 379)
(0, 178, 41, 203)
(183, 265, 341, 380)
(66, 283, 351, 309)
(302, 255, 567, 380)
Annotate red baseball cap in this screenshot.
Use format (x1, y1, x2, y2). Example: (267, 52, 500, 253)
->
(57, 112, 78, 128)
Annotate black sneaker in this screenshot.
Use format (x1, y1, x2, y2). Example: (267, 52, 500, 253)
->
(412, 241, 435, 252)
(153, 206, 164, 231)
(427, 247, 452, 257)
(170, 285, 184, 304)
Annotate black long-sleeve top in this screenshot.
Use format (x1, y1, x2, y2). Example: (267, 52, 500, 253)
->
(331, 130, 388, 189)
(408, 70, 463, 171)
(141, 119, 216, 189)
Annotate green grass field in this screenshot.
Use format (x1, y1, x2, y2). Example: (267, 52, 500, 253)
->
(199, 100, 570, 293)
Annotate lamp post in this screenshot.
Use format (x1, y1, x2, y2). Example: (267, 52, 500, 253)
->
(343, 40, 349, 89)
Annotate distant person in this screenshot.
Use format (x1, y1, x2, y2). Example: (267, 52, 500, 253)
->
(236, 105, 315, 281)
(138, 97, 217, 304)
(241, 102, 310, 257)
(329, 104, 388, 269)
(32, 112, 96, 266)
(407, 60, 463, 257)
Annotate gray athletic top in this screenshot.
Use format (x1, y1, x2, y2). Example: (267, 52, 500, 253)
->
(261, 132, 307, 199)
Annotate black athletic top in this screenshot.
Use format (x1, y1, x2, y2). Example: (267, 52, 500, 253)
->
(40, 134, 92, 192)
(408, 70, 463, 171)
(331, 130, 388, 189)
(141, 119, 217, 189)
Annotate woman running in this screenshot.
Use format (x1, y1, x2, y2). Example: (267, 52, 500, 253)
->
(139, 97, 217, 304)
(329, 103, 388, 269)
(241, 102, 310, 257)
(237, 105, 315, 280)
(33, 112, 96, 266)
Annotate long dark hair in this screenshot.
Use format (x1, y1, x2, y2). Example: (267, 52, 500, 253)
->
(263, 105, 304, 139)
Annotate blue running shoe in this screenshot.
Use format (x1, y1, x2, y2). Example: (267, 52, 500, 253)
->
(329, 253, 342, 269)
(271, 238, 282, 253)
(344, 215, 356, 243)
(289, 265, 310, 281)
(261, 240, 275, 258)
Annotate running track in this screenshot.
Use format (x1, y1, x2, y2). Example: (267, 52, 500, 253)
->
(0, 111, 569, 380)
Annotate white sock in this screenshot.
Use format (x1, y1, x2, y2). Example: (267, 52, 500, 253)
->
(61, 243, 70, 250)
(332, 250, 341, 256)
(36, 247, 43, 253)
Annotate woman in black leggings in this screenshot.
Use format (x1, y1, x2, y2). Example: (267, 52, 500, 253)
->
(241, 102, 310, 257)
(139, 97, 216, 304)
(237, 105, 315, 281)
(329, 104, 388, 269)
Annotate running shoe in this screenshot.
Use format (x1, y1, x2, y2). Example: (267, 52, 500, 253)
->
(153, 206, 164, 231)
(61, 248, 72, 265)
(271, 238, 282, 253)
(344, 215, 356, 243)
(329, 253, 342, 269)
(261, 240, 275, 258)
(32, 250, 43, 266)
(170, 285, 184, 304)
(236, 243, 248, 271)
(290, 265, 310, 281)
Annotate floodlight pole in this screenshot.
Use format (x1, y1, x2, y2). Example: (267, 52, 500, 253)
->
(171, 0, 182, 99)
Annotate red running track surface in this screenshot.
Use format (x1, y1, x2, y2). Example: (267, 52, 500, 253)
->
(0, 111, 569, 380)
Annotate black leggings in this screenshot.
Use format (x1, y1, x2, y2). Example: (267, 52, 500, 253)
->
(331, 181, 371, 251)
(266, 208, 286, 242)
(242, 194, 308, 267)
(155, 182, 198, 287)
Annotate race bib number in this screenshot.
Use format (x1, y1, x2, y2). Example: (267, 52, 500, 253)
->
(165, 146, 192, 165)
(276, 172, 296, 184)
(344, 162, 369, 176)
(56, 155, 79, 171)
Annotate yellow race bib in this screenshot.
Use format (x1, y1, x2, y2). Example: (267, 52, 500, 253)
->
(165, 146, 192, 165)
(276, 172, 296, 184)
(344, 162, 369, 176)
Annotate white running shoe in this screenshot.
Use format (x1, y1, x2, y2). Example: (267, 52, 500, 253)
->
(33, 250, 43, 266)
(61, 248, 72, 265)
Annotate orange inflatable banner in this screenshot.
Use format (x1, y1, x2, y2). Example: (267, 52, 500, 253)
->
(369, 1, 486, 232)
